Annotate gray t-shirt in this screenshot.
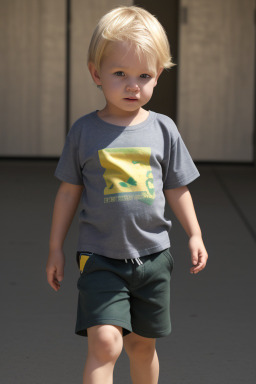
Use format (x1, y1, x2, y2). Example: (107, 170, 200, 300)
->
(55, 111, 199, 259)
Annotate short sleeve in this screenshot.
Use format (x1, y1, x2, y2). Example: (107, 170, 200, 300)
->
(163, 134, 200, 189)
(54, 130, 83, 185)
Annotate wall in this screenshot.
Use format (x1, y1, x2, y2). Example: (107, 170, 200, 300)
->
(0, 0, 66, 156)
(178, 0, 255, 161)
(0, 0, 255, 161)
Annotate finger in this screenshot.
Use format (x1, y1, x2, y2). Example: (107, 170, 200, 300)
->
(51, 278, 61, 291)
(56, 270, 64, 282)
(46, 269, 54, 285)
(191, 251, 198, 266)
(195, 254, 208, 272)
(47, 269, 61, 291)
(190, 261, 206, 274)
(53, 279, 61, 291)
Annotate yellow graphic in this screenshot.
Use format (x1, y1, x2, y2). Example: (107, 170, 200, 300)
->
(98, 147, 155, 205)
(79, 255, 90, 273)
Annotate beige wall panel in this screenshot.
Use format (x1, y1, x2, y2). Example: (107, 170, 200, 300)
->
(0, 0, 66, 156)
(70, 0, 133, 125)
(178, 0, 255, 161)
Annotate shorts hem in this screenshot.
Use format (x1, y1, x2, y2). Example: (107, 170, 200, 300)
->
(75, 319, 133, 337)
(131, 326, 172, 339)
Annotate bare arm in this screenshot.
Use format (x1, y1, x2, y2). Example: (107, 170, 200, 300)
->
(46, 181, 84, 291)
(164, 186, 208, 274)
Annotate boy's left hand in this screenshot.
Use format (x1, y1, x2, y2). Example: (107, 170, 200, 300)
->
(189, 235, 208, 274)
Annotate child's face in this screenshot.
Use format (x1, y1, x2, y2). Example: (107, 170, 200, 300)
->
(89, 41, 162, 117)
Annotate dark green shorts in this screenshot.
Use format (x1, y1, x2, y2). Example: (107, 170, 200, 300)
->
(75, 249, 174, 338)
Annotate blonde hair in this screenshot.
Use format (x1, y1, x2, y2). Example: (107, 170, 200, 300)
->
(88, 6, 175, 74)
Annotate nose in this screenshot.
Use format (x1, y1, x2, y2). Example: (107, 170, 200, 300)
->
(126, 80, 140, 93)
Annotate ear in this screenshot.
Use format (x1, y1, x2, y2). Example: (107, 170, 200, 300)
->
(154, 67, 164, 87)
(88, 62, 101, 86)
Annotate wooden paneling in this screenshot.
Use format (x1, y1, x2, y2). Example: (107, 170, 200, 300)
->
(1, 0, 254, 159)
(70, 0, 133, 125)
(178, 0, 255, 161)
(0, 0, 66, 156)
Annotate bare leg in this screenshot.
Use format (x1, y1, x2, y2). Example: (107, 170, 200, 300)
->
(124, 333, 159, 384)
(83, 325, 123, 384)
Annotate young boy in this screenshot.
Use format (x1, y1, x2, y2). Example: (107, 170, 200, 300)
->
(46, 6, 208, 384)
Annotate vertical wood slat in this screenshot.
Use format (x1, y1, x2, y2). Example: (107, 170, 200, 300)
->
(0, 0, 66, 156)
(178, 0, 255, 161)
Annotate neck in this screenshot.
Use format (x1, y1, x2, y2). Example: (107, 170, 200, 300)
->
(97, 107, 149, 126)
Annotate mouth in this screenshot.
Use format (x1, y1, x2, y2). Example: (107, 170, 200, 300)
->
(124, 97, 138, 102)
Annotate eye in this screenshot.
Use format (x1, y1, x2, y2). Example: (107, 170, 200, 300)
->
(140, 74, 151, 79)
(114, 71, 125, 77)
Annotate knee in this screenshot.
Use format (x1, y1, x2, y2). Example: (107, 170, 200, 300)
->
(125, 339, 156, 363)
(88, 325, 123, 364)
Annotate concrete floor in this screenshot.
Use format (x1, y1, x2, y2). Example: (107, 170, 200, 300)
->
(0, 160, 256, 384)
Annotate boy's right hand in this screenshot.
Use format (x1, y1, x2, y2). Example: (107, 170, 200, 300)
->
(46, 249, 65, 292)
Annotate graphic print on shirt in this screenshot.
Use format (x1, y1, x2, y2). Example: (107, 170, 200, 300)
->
(98, 147, 155, 205)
